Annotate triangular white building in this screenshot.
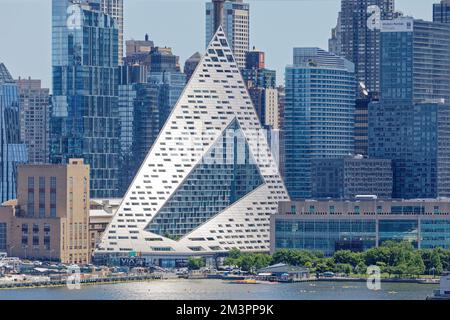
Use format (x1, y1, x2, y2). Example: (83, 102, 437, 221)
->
(96, 27, 289, 264)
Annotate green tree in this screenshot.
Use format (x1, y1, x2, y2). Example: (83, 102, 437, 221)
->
(375, 261, 387, 274)
(188, 257, 206, 270)
(271, 249, 296, 265)
(312, 251, 325, 259)
(439, 248, 450, 271)
(363, 246, 390, 267)
(405, 253, 425, 277)
(391, 263, 407, 278)
(336, 263, 353, 276)
(315, 258, 335, 274)
(363, 241, 416, 269)
(355, 261, 368, 276)
(304, 261, 314, 269)
(228, 248, 242, 260)
(420, 249, 443, 276)
(224, 251, 271, 273)
(224, 249, 243, 267)
(239, 253, 272, 273)
(333, 250, 362, 267)
(253, 254, 272, 271)
(272, 249, 317, 267)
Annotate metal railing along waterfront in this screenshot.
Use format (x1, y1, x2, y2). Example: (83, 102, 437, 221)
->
(0, 273, 165, 290)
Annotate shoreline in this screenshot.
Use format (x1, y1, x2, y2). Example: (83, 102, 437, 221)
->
(0, 274, 439, 291)
(0, 274, 164, 291)
(316, 277, 439, 285)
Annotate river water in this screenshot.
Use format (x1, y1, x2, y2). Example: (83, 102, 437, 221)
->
(0, 279, 437, 300)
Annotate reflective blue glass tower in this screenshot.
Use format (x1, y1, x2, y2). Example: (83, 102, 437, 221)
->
(50, 0, 119, 198)
(117, 80, 160, 196)
(284, 48, 356, 200)
(434, 0, 450, 24)
(0, 63, 28, 203)
(147, 47, 186, 130)
(369, 17, 450, 199)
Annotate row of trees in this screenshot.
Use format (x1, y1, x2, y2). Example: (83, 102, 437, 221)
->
(213, 241, 450, 277)
(187, 257, 206, 270)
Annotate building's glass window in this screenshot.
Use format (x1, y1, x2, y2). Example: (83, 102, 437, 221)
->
(146, 119, 264, 238)
(0, 223, 7, 251)
(274, 219, 377, 256)
(39, 177, 45, 217)
(33, 235, 39, 246)
(44, 224, 50, 250)
(290, 205, 296, 214)
(28, 177, 34, 189)
(391, 206, 424, 215)
(421, 220, 450, 249)
(27, 177, 35, 217)
(32, 224, 39, 246)
(50, 176, 56, 189)
(21, 224, 28, 246)
(379, 220, 419, 248)
(50, 177, 57, 217)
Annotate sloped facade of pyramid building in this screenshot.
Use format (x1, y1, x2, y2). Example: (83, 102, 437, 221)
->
(95, 28, 289, 266)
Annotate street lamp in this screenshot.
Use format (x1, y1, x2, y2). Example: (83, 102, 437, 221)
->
(430, 267, 436, 279)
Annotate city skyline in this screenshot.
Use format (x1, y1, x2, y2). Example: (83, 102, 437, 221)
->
(0, 0, 437, 90)
(3, 1, 450, 300)
(96, 27, 289, 262)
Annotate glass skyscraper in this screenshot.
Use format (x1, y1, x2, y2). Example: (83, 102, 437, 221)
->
(147, 47, 186, 130)
(331, 0, 396, 95)
(117, 47, 186, 196)
(117, 80, 160, 196)
(184, 52, 202, 81)
(205, 0, 250, 69)
(16, 78, 50, 164)
(284, 48, 356, 200)
(434, 0, 450, 24)
(0, 63, 28, 203)
(100, 0, 124, 65)
(50, 0, 119, 198)
(369, 17, 450, 199)
(378, 18, 450, 103)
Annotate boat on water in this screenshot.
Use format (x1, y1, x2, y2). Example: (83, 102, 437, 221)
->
(229, 279, 259, 284)
(427, 275, 450, 300)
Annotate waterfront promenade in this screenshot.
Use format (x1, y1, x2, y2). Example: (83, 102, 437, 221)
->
(0, 273, 165, 290)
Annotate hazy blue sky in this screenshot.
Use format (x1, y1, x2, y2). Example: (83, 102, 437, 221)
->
(0, 0, 437, 90)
